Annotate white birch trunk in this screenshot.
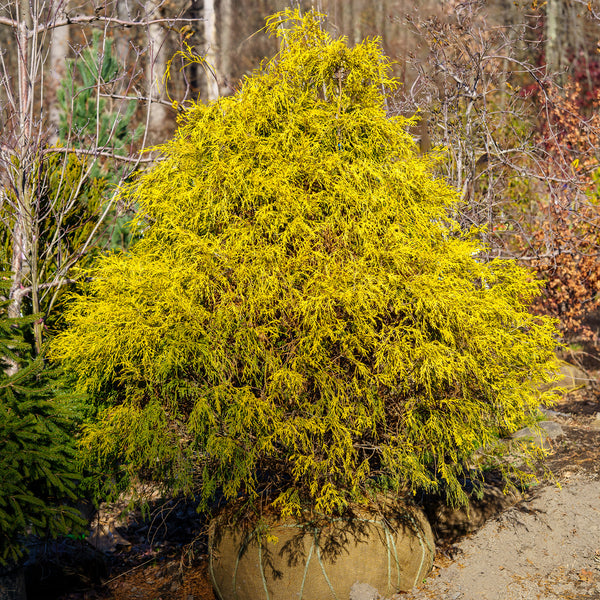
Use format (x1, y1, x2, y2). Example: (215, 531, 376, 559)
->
(204, 0, 219, 102)
(48, 2, 70, 144)
(146, 0, 168, 141)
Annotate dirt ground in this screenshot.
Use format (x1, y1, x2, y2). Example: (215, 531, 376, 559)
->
(25, 364, 600, 600)
(398, 473, 600, 600)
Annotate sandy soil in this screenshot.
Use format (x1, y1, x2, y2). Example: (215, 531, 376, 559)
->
(397, 474, 600, 600)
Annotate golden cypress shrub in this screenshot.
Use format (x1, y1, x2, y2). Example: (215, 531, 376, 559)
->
(50, 10, 558, 515)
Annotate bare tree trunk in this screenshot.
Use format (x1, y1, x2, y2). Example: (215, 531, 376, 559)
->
(546, 0, 567, 81)
(48, 2, 70, 144)
(116, 0, 130, 66)
(10, 0, 33, 327)
(342, 0, 352, 40)
(331, 0, 339, 34)
(352, 0, 361, 45)
(220, 0, 234, 95)
(145, 0, 168, 142)
(495, 0, 518, 109)
(204, 0, 219, 101)
(375, 0, 386, 40)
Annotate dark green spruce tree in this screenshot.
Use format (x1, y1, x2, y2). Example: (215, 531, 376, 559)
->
(0, 288, 83, 568)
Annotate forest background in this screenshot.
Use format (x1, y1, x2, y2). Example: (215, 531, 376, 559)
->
(3, 0, 600, 351)
(2, 0, 600, 570)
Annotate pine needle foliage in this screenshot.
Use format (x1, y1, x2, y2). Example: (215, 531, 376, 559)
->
(57, 31, 143, 251)
(57, 31, 142, 161)
(0, 293, 84, 566)
(0, 152, 105, 339)
(50, 11, 559, 516)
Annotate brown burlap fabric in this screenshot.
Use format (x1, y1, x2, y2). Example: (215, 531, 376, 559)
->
(208, 500, 435, 600)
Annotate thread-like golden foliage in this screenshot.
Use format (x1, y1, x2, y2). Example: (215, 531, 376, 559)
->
(50, 10, 558, 514)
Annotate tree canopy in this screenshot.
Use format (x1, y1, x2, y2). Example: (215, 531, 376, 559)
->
(50, 10, 558, 516)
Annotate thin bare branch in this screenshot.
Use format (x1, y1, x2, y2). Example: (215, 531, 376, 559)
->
(0, 14, 205, 37)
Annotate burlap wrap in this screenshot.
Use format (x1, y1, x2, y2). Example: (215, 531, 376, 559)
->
(208, 499, 435, 600)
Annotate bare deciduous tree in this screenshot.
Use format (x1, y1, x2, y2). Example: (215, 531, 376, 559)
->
(393, 0, 600, 338)
(395, 3, 552, 252)
(0, 0, 202, 359)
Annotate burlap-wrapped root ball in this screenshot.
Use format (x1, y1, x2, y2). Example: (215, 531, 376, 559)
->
(208, 500, 434, 600)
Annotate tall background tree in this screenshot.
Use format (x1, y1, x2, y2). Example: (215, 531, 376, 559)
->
(0, 0, 206, 355)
